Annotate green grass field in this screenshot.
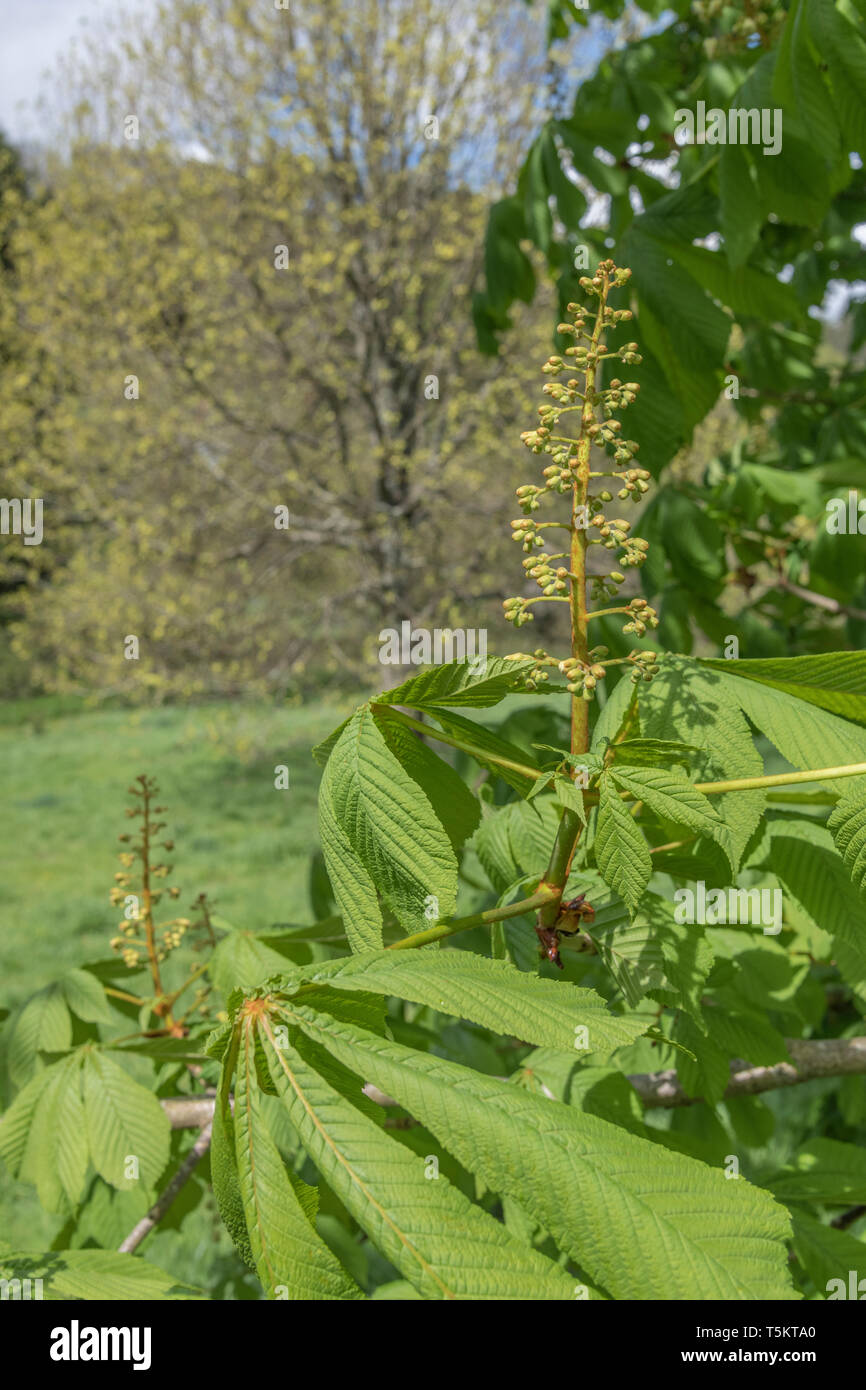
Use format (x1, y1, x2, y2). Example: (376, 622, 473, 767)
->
(0, 694, 357, 1007)
(0, 693, 361, 1264)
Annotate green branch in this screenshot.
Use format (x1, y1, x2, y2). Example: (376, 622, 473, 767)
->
(385, 885, 559, 951)
(582, 760, 866, 805)
(695, 762, 866, 794)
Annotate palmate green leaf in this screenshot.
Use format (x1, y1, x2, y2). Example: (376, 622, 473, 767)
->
(671, 1014, 732, 1106)
(0, 1249, 205, 1300)
(719, 143, 761, 268)
(609, 765, 723, 848)
(582, 882, 714, 1018)
(539, 121, 586, 226)
(209, 927, 316, 995)
(266, 916, 346, 944)
(369, 1280, 423, 1300)
(659, 493, 727, 600)
(484, 196, 536, 317)
(621, 229, 728, 432)
(318, 769, 383, 951)
(595, 772, 652, 914)
(588, 910, 669, 1008)
(424, 705, 539, 794)
(535, 747, 604, 780)
(472, 795, 561, 893)
(376, 715, 480, 853)
(210, 1071, 255, 1273)
(640, 658, 765, 872)
(607, 737, 697, 769)
(0, 1065, 54, 1177)
(790, 1211, 866, 1296)
(810, 0, 866, 152)
(637, 303, 720, 439)
(522, 132, 553, 253)
(641, 893, 715, 1024)
(7, 982, 72, 1088)
(311, 717, 351, 769)
(766, 1138, 866, 1206)
(554, 773, 586, 820)
(286, 1005, 796, 1301)
(703, 1008, 790, 1069)
(293, 984, 386, 1046)
(725, 1094, 775, 1151)
(319, 707, 458, 951)
(73, 1173, 197, 1251)
(762, 823, 866, 1003)
(651, 839, 731, 889)
(60, 968, 112, 1024)
(232, 1019, 362, 1300)
(280, 948, 645, 1061)
(576, 881, 671, 1007)
(473, 804, 524, 894)
(654, 236, 800, 323)
(773, 0, 840, 155)
(828, 789, 866, 898)
(0, 1054, 89, 1212)
(591, 674, 636, 750)
(526, 773, 552, 803)
(374, 657, 534, 711)
(736, 47, 831, 224)
(255, 1020, 581, 1300)
(699, 652, 866, 727)
(29, 1054, 89, 1212)
(106, 1036, 210, 1065)
(82, 1051, 170, 1192)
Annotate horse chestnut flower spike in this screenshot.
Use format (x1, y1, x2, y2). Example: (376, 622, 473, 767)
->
(507, 258, 653, 704)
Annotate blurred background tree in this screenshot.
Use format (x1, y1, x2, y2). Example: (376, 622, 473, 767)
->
(3, 0, 865, 702)
(0, 0, 556, 699)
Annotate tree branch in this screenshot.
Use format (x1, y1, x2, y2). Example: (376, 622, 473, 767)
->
(159, 1037, 866, 1129)
(775, 576, 866, 625)
(831, 1204, 866, 1231)
(117, 1117, 213, 1253)
(385, 884, 560, 951)
(628, 1036, 866, 1109)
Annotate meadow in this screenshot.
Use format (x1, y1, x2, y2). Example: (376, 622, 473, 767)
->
(0, 691, 361, 1269)
(0, 694, 356, 1005)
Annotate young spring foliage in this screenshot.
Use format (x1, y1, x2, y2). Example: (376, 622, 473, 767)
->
(2, 263, 866, 1301)
(200, 263, 866, 1299)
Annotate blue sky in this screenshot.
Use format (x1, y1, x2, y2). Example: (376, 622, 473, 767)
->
(0, 0, 158, 140)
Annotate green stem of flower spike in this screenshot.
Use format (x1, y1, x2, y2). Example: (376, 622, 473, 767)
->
(534, 278, 612, 932)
